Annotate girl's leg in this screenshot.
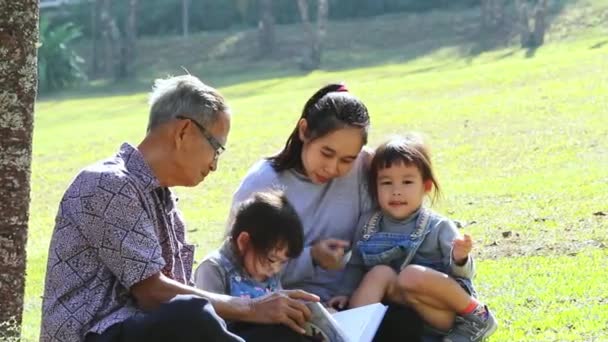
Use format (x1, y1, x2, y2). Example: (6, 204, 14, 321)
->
(349, 265, 397, 308)
(394, 265, 474, 331)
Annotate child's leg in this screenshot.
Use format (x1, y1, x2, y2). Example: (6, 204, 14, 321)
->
(394, 265, 476, 331)
(349, 265, 397, 308)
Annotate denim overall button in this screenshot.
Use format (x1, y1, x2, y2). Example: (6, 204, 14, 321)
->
(234, 276, 242, 282)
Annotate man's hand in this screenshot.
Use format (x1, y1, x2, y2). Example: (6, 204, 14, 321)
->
(248, 290, 319, 334)
(452, 234, 473, 265)
(311, 239, 350, 270)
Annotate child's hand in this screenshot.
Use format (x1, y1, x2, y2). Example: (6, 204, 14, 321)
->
(452, 234, 473, 265)
(327, 295, 349, 310)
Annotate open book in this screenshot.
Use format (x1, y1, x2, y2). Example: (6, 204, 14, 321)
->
(304, 302, 387, 342)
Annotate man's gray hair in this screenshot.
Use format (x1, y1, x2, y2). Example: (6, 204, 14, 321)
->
(147, 75, 229, 132)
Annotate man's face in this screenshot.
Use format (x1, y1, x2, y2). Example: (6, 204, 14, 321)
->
(175, 112, 230, 187)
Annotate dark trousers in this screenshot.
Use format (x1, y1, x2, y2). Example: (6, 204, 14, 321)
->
(85, 295, 243, 342)
(85, 296, 423, 342)
(230, 322, 310, 342)
(373, 303, 424, 342)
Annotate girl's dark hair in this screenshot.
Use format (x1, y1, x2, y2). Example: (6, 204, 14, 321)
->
(369, 135, 441, 206)
(268, 83, 370, 172)
(230, 191, 304, 258)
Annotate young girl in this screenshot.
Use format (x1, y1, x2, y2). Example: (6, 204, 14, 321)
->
(333, 135, 497, 342)
(194, 190, 304, 299)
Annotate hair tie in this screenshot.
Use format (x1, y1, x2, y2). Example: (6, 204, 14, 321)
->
(336, 84, 348, 92)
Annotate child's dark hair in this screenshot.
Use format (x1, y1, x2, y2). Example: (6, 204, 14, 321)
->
(230, 191, 304, 258)
(369, 135, 441, 205)
(268, 83, 370, 172)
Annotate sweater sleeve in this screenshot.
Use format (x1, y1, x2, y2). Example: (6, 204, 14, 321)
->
(336, 210, 374, 296)
(437, 219, 476, 279)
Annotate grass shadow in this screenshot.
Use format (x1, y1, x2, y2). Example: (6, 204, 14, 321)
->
(590, 40, 608, 49)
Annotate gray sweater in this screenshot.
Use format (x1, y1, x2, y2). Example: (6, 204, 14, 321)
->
(226, 150, 373, 301)
(340, 208, 476, 296)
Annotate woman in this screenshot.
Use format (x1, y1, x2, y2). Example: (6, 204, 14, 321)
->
(228, 83, 424, 341)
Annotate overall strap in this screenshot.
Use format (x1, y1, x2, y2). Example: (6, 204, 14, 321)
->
(399, 207, 433, 271)
(361, 211, 382, 241)
(216, 250, 238, 294)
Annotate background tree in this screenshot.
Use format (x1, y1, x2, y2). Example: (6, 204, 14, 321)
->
(296, 0, 329, 70)
(0, 0, 38, 339)
(516, 0, 549, 47)
(258, 0, 275, 57)
(100, 0, 119, 77)
(90, 0, 102, 78)
(182, 0, 190, 38)
(117, 0, 137, 79)
(38, 16, 85, 92)
(481, 0, 506, 30)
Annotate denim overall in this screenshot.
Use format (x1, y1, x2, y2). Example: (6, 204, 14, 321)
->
(217, 253, 280, 299)
(357, 208, 476, 297)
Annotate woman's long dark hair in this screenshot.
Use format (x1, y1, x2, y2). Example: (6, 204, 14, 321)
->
(268, 83, 370, 172)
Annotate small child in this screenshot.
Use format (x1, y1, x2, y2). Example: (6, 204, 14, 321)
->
(194, 190, 304, 299)
(332, 135, 497, 342)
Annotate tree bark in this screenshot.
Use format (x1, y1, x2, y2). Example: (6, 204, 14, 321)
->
(257, 0, 275, 57)
(0, 0, 38, 339)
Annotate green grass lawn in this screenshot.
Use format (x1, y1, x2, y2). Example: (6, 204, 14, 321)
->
(24, 4, 608, 341)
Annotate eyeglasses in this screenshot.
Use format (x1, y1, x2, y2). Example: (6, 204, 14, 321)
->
(176, 116, 225, 160)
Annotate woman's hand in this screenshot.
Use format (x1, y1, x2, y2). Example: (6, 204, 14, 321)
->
(327, 295, 349, 311)
(311, 239, 350, 270)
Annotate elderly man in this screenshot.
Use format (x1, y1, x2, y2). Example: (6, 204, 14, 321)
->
(40, 75, 317, 342)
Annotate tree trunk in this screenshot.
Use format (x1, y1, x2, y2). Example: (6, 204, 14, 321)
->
(122, 0, 137, 78)
(311, 0, 328, 69)
(481, 0, 492, 28)
(532, 0, 548, 46)
(100, 0, 120, 78)
(257, 0, 275, 57)
(91, 0, 103, 78)
(516, 0, 532, 47)
(481, 0, 504, 30)
(0, 0, 38, 339)
(516, 0, 548, 48)
(182, 0, 189, 38)
(296, 0, 328, 70)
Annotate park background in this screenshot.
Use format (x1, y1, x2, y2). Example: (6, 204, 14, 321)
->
(20, 0, 608, 340)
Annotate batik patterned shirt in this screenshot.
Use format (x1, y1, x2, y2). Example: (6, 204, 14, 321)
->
(40, 143, 195, 342)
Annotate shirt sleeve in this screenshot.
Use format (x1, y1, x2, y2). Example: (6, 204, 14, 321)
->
(193, 259, 228, 295)
(437, 219, 476, 279)
(83, 178, 166, 290)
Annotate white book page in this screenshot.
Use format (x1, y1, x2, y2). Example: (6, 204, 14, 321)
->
(332, 303, 388, 342)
